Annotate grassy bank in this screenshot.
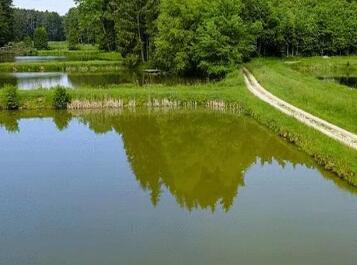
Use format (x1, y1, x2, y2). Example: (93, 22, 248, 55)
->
(287, 56, 357, 76)
(0, 71, 356, 186)
(36, 42, 121, 61)
(37, 50, 121, 61)
(0, 60, 121, 73)
(246, 58, 357, 134)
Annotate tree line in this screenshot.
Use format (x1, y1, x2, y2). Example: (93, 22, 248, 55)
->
(1, 0, 65, 47)
(1, 0, 357, 76)
(65, 0, 357, 76)
(0, 0, 13, 46)
(13, 8, 65, 42)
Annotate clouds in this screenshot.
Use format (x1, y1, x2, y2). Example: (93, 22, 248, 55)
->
(13, 0, 75, 15)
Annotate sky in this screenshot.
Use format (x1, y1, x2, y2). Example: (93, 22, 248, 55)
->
(13, 0, 75, 15)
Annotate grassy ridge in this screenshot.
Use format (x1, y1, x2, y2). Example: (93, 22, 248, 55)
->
(0, 60, 121, 72)
(247, 58, 357, 133)
(36, 42, 121, 61)
(37, 50, 121, 61)
(0, 71, 356, 185)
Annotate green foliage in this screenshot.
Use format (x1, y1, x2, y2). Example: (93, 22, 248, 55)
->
(23, 36, 33, 48)
(13, 8, 65, 42)
(194, 0, 262, 77)
(154, 0, 262, 76)
(154, 0, 204, 74)
(33, 27, 49, 50)
(3, 85, 19, 110)
(54, 0, 357, 76)
(53, 87, 71, 109)
(7, 0, 357, 75)
(75, 0, 117, 51)
(64, 8, 80, 50)
(0, 0, 13, 46)
(113, 0, 159, 62)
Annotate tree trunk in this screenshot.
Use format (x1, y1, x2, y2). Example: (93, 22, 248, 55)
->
(137, 12, 145, 63)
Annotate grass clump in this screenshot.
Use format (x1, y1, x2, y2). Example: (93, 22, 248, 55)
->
(3, 85, 20, 110)
(53, 87, 71, 109)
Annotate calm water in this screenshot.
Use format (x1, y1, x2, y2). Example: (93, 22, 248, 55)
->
(0, 72, 205, 89)
(0, 55, 66, 63)
(15, 56, 66, 62)
(318, 76, 357, 88)
(0, 110, 356, 265)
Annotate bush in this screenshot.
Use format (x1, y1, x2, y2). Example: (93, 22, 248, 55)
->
(33, 27, 49, 50)
(53, 87, 71, 109)
(3, 86, 20, 110)
(23, 36, 33, 48)
(123, 54, 140, 68)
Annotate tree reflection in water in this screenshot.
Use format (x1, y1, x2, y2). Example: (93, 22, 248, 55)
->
(76, 109, 316, 212)
(1, 109, 353, 212)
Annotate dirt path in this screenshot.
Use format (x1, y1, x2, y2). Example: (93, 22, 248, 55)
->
(242, 68, 357, 150)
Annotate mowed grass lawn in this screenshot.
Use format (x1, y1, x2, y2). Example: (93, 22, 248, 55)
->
(247, 58, 357, 134)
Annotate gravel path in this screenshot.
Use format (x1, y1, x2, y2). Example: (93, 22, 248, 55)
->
(243, 68, 357, 150)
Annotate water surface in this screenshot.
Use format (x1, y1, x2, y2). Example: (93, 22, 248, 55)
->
(0, 71, 206, 89)
(318, 76, 357, 89)
(15, 56, 66, 62)
(0, 110, 356, 265)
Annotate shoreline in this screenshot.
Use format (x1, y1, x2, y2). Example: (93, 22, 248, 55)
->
(0, 77, 356, 187)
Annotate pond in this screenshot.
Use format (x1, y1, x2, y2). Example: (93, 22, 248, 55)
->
(15, 56, 67, 62)
(0, 55, 66, 63)
(0, 109, 356, 265)
(318, 76, 357, 89)
(0, 71, 206, 89)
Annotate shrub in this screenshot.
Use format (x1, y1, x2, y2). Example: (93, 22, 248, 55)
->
(53, 87, 71, 109)
(3, 86, 20, 110)
(123, 54, 140, 68)
(23, 36, 33, 48)
(33, 27, 49, 50)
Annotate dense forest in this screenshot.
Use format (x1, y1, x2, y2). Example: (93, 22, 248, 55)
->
(0, 0, 13, 46)
(13, 8, 65, 41)
(67, 0, 357, 76)
(1, 1, 65, 44)
(1, 0, 357, 76)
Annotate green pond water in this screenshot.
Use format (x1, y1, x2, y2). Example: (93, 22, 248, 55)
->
(0, 71, 205, 89)
(0, 109, 356, 265)
(318, 76, 357, 89)
(0, 56, 206, 89)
